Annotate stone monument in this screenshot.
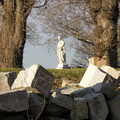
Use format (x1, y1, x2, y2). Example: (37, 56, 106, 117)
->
(56, 36, 69, 69)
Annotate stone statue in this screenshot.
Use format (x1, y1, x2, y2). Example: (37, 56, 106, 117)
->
(57, 36, 66, 64)
(56, 36, 68, 69)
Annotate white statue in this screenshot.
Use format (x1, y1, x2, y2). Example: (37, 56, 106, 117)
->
(57, 36, 66, 65)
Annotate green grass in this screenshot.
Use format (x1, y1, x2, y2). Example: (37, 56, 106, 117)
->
(48, 68, 86, 82)
(0, 68, 24, 75)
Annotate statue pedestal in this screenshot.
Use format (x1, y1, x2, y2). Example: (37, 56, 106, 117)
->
(56, 63, 70, 69)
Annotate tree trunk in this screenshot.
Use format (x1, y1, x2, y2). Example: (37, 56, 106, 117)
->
(0, 0, 35, 68)
(89, 0, 118, 67)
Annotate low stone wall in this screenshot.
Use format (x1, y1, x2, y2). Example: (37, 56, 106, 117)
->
(0, 64, 120, 120)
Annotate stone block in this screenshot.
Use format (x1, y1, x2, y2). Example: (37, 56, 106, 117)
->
(70, 98, 88, 120)
(71, 88, 108, 120)
(28, 92, 46, 119)
(12, 64, 54, 98)
(91, 66, 120, 98)
(71, 87, 93, 98)
(0, 113, 25, 120)
(79, 64, 120, 96)
(51, 92, 73, 110)
(79, 64, 107, 87)
(42, 116, 68, 120)
(107, 94, 120, 120)
(61, 86, 83, 95)
(0, 113, 26, 120)
(44, 102, 70, 117)
(0, 72, 16, 91)
(82, 89, 108, 120)
(100, 65, 119, 79)
(0, 89, 28, 112)
(92, 76, 120, 98)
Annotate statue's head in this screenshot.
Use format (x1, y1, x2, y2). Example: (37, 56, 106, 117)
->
(58, 36, 61, 40)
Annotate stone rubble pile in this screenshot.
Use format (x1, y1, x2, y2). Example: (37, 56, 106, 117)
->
(0, 64, 120, 120)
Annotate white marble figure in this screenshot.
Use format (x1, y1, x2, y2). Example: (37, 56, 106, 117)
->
(57, 36, 66, 65)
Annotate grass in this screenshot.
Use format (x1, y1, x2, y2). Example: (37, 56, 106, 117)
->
(0, 68, 24, 75)
(48, 68, 86, 82)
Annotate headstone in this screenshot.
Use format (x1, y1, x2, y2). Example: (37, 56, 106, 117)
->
(0, 72, 16, 91)
(0, 89, 28, 112)
(11, 64, 54, 98)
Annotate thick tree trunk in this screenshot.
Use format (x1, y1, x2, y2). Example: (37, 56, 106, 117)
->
(89, 0, 118, 67)
(0, 0, 35, 68)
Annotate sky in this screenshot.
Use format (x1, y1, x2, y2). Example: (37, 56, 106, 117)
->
(23, 41, 75, 69)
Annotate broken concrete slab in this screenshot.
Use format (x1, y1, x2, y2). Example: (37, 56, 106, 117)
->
(11, 64, 54, 98)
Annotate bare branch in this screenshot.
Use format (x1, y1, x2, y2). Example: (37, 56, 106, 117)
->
(34, 0, 49, 8)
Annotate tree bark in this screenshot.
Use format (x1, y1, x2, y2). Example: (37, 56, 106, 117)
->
(0, 0, 35, 68)
(89, 0, 118, 67)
